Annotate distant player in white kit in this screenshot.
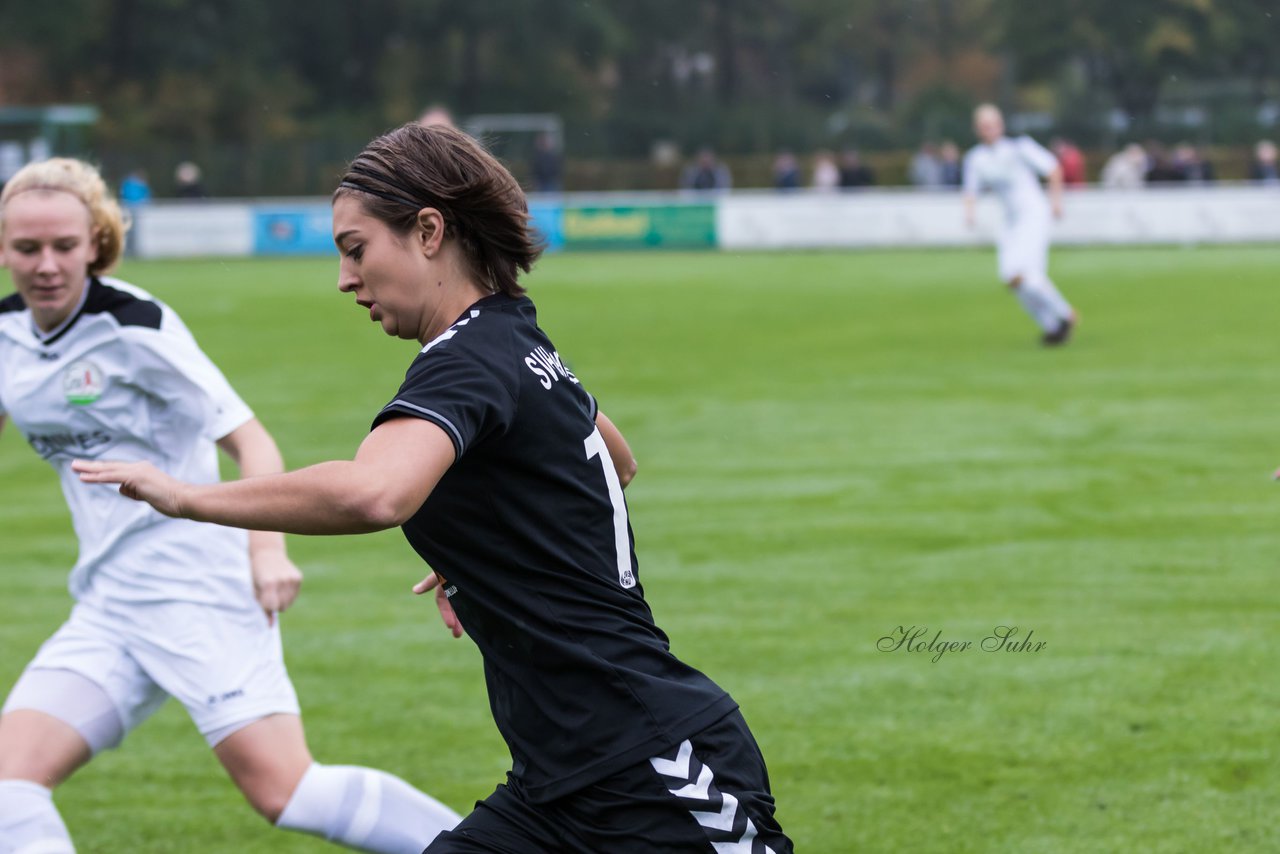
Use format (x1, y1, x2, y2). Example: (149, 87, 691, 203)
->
(0, 158, 459, 853)
(963, 103, 1078, 345)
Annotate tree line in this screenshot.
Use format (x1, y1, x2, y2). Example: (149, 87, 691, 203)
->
(1, 0, 1276, 194)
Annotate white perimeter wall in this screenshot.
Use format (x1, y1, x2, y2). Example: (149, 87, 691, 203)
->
(128, 186, 1280, 258)
(717, 185, 1280, 250)
(133, 204, 254, 257)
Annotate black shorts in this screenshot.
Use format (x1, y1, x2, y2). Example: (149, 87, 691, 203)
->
(426, 709, 792, 853)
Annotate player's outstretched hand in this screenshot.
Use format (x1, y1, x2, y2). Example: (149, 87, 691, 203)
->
(251, 550, 303, 626)
(413, 571, 465, 639)
(72, 459, 186, 517)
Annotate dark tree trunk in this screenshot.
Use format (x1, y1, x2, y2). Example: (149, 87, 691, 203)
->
(712, 0, 737, 104)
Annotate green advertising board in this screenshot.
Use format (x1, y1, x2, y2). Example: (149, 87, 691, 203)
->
(561, 203, 717, 250)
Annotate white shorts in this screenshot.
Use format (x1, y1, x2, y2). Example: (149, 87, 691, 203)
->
(996, 211, 1051, 282)
(2, 599, 300, 749)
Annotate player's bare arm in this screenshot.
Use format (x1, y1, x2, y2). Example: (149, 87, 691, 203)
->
(74, 416, 456, 535)
(1047, 165, 1064, 218)
(216, 417, 303, 621)
(596, 410, 636, 488)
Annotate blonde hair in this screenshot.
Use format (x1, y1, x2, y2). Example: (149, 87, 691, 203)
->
(973, 103, 1003, 124)
(0, 158, 129, 274)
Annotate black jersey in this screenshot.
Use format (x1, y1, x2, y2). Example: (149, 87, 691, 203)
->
(372, 293, 736, 803)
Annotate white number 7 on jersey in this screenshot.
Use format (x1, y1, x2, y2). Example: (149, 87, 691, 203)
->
(584, 426, 636, 588)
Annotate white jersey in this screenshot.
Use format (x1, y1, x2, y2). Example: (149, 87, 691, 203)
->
(963, 135, 1058, 223)
(0, 276, 255, 609)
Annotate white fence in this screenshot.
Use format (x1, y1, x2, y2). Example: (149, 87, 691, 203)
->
(716, 185, 1280, 249)
(129, 185, 1280, 259)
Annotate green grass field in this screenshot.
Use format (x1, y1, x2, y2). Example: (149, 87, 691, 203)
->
(3, 245, 1279, 852)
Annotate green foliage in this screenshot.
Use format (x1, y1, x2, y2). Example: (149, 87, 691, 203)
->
(1002, 0, 1280, 139)
(3, 246, 1280, 850)
(0, 0, 1002, 184)
(899, 85, 978, 145)
(5, 1, 1278, 189)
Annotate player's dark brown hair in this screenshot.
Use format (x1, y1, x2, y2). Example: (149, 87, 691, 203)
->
(335, 123, 541, 297)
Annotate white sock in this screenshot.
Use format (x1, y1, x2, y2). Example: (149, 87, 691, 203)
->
(1012, 280, 1060, 332)
(275, 763, 460, 854)
(0, 780, 75, 854)
(1025, 272, 1074, 324)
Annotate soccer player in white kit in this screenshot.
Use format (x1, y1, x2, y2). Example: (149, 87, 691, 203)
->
(963, 103, 1078, 345)
(0, 159, 459, 853)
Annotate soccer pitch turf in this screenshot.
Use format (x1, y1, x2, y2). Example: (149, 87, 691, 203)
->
(2, 245, 1278, 852)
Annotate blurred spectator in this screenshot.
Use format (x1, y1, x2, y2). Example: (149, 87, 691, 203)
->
(119, 170, 151, 206)
(1051, 137, 1086, 186)
(173, 161, 207, 198)
(1172, 143, 1214, 183)
(1101, 144, 1147, 189)
(909, 142, 943, 188)
(681, 147, 732, 192)
(28, 138, 51, 164)
(938, 140, 962, 187)
(812, 151, 840, 192)
(838, 149, 874, 188)
(1250, 139, 1279, 185)
(531, 131, 564, 193)
(1144, 143, 1184, 183)
(0, 142, 24, 192)
(772, 150, 801, 191)
(119, 169, 151, 257)
(419, 104, 456, 127)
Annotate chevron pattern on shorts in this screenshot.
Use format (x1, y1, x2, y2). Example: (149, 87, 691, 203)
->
(650, 739, 777, 854)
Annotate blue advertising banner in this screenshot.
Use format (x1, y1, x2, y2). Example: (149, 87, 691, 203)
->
(528, 200, 565, 252)
(249, 199, 716, 256)
(253, 206, 336, 255)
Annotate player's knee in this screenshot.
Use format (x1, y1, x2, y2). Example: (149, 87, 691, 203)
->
(235, 764, 305, 824)
(1006, 274, 1023, 289)
(0, 712, 92, 787)
(248, 782, 296, 824)
(215, 714, 312, 824)
(0, 757, 70, 789)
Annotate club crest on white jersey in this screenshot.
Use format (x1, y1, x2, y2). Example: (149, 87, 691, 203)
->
(62, 359, 105, 405)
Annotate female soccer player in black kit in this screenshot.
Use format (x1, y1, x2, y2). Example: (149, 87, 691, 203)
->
(76, 122, 793, 854)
